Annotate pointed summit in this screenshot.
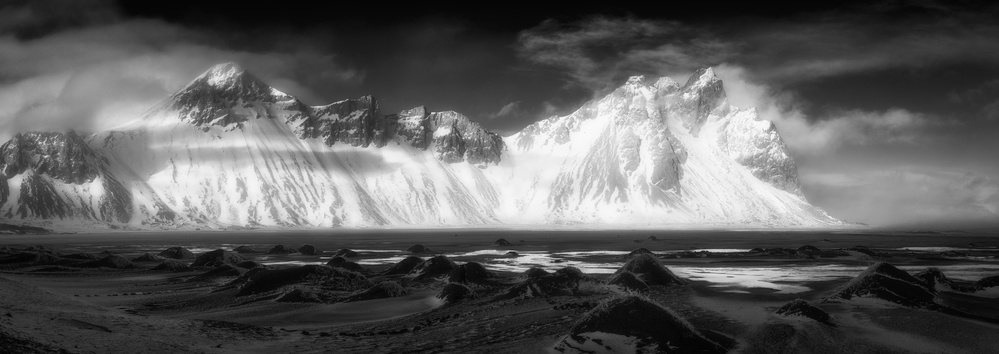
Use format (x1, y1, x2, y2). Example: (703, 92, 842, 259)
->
(199, 62, 248, 87)
(683, 67, 719, 89)
(168, 62, 283, 127)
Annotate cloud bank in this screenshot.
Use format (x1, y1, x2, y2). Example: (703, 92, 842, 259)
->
(0, 0, 362, 142)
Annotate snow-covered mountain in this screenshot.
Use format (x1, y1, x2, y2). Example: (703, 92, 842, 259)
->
(0, 63, 839, 229)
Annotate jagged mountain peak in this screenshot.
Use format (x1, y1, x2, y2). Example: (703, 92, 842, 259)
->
(683, 67, 720, 90)
(625, 75, 647, 85)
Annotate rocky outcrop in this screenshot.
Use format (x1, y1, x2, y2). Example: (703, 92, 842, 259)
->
(0, 131, 132, 223)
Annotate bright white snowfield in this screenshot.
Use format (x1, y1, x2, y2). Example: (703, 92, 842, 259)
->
(0, 63, 840, 229)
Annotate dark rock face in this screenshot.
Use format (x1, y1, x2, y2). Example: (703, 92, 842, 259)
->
(494, 238, 512, 246)
(310, 96, 387, 148)
(607, 271, 649, 291)
(345, 281, 407, 302)
(677, 68, 726, 137)
(382, 256, 424, 276)
(555, 296, 727, 354)
(437, 283, 476, 304)
(828, 262, 936, 307)
(82, 255, 135, 269)
(410, 256, 458, 281)
(447, 262, 493, 284)
(297, 244, 322, 256)
(152, 259, 192, 272)
(615, 254, 685, 287)
(0, 131, 132, 223)
(406, 244, 431, 254)
(158, 247, 195, 259)
(776, 299, 833, 325)
(191, 249, 245, 267)
(237, 265, 371, 296)
(394, 109, 504, 165)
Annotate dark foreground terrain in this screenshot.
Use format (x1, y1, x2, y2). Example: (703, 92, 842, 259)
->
(1, 229, 999, 353)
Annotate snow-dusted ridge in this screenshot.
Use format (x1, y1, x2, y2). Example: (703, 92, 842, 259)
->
(0, 63, 841, 230)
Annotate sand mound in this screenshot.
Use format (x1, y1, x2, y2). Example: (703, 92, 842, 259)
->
(554, 295, 726, 354)
(298, 244, 322, 256)
(797, 245, 822, 255)
(607, 271, 649, 291)
(848, 246, 877, 257)
(345, 281, 408, 302)
(189, 265, 242, 282)
(152, 259, 193, 272)
(0, 252, 60, 265)
(406, 244, 431, 253)
(447, 262, 493, 284)
(494, 238, 512, 246)
(326, 256, 364, 272)
(828, 262, 936, 307)
(83, 255, 135, 269)
(916, 268, 975, 292)
(410, 256, 457, 281)
(975, 275, 999, 290)
(130, 253, 162, 262)
(334, 249, 359, 258)
(776, 299, 833, 325)
(501, 266, 584, 299)
(437, 283, 477, 304)
(614, 254, 684, 287)
(192, 249, 245, 267)
(31, 266, 81, 273)
(267, 245, 296, 254)
(235, 260, 264, 269)
(276, 288, 323, 303)
(233, 246, 259, 254)
(382, 256, 424, 275)
(62, 253, 97, 260)
(521, 267, 550, 280)
(158, 247, 195, 259)
(237, 265, 371, 296)
(625, 248, 654, 258)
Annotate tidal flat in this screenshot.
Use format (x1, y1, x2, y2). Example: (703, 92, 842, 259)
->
(1, 229, 998, 353)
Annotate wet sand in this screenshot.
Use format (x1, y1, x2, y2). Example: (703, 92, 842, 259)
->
(1, 229, 998, 353)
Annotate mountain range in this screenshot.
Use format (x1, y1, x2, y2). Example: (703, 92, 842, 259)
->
(0, 63, 839, 229)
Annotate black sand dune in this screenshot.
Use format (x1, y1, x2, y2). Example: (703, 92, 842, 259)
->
(382, 256, 424, 275)
(158, 246, 195, 259)
(554, 295, 727, 354)
(192, 249, 245, 267)
(614, 254, 685, 287)
(776, 299, 833, 326)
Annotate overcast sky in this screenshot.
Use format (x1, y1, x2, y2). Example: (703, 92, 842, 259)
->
(1, 0, 997, 228)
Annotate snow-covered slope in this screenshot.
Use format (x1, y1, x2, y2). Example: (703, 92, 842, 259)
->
(0, 63, 838, 229)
